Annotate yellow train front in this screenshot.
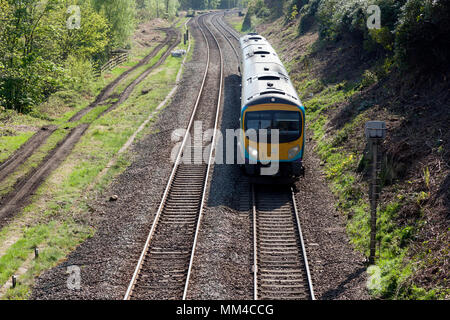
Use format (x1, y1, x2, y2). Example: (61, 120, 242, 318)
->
(238, 34, 305, 181)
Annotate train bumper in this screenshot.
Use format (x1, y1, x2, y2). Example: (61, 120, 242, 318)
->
(243, 159, 304, 178)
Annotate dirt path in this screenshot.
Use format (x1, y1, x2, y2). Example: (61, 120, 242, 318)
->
(0, 124, 89, 225)
(0, 26, 181, 228)
(0, 125, 57, 183)
(69, 27, 177, 122)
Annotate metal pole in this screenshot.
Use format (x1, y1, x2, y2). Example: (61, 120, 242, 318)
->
(365, 121, 386, 265)
(369, 140, 378, 264)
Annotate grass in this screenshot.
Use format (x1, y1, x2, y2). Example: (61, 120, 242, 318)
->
(296, 63, 448, 300)
(0, 128, 70, 197)
(0, 17, 192, 299)
(0, 132, 35, 163)
(113, 45, 168, 95)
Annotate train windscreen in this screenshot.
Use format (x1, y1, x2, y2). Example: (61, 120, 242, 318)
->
(245, 111, 301, 143)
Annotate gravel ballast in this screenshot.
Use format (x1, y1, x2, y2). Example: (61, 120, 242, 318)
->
(32, 14, 370, 300)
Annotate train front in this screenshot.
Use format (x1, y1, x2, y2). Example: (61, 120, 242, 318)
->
(238, 34, 305, 181)
(241, 96, 305, 179)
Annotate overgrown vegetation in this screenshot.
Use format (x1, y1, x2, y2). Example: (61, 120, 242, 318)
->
(243, 0, 450, 72)
(239, 0, 449, 300)
(0, 0, 181, 113)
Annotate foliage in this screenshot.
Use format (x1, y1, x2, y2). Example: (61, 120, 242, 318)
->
(0, 0, 187, 113)
(92, 0, 136, 49)
(179, 0, 240, 10)
(395, 0, 450, 70)
(243, 0, 449, 71)
(136, 0, 180, 21)
(298, 0, 320, 34)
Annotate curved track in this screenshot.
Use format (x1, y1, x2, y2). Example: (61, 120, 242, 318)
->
(211, 13, 241, 62)
(124, 14, 224, 300)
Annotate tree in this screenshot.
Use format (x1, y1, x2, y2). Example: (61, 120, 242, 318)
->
(92, 0, 136, 48)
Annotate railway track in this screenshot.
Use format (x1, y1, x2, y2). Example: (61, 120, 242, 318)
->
(211, 13, 240, 62)
(252, 185, 315, 300)
(0, 26, 182, 226)
(217, 12, 242, 42)
(214, 12, 316, 300)
(124, 14, 224, 300)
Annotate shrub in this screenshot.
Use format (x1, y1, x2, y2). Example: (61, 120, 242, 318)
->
(298, 0, 321, 34)
(63, 56, 96, 93)
(242, 11, 253, 31)
(395, 0, 450, 71)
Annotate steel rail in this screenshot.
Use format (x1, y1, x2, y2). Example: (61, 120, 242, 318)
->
(124, 13, 225, 300)
(182, 13, 224, 300)
(211, 13, 240, 62)
(123, 16, 210, 300)
(251, 184, 259, 300)
(218, 12, 242, 41)
(252, 185, 316, 300)
(291, 187, 316, 300)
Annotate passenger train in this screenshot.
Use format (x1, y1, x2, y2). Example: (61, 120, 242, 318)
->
(238, 33, 305, 180)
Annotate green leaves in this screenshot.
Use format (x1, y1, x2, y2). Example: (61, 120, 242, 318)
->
(0, 0, 130, 112)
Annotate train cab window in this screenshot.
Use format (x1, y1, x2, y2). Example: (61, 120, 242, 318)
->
(254, 51, 270, 55)
(249, 37, 262, 40)
(273, 112, 301, 136)
(244, 111, 301, 143)
(245, 113, 272, 132)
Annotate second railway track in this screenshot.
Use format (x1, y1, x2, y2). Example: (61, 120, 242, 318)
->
(124, 14, 224, 300)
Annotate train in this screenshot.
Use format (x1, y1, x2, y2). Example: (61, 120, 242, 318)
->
(238, 33, 305, 180)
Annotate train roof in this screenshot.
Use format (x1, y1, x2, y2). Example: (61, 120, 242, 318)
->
(240, 34, 301, 109)
(239, 34, 269, 49)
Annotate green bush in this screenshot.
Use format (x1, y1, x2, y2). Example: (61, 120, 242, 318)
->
(298, 0, 321, 34)
(395, 0, 450, 70)
(63, 56, 95, 93)
(242, 11, 253, 31)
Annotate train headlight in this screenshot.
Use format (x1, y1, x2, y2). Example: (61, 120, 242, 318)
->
(248, 145, 258, 159)
(288, 145, 300, 159)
